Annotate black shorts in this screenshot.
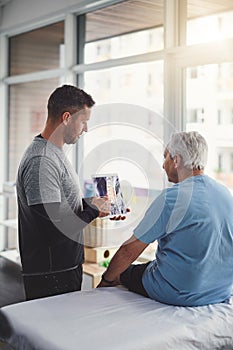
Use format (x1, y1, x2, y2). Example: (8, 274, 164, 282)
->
(120, 262, 150, 297)
(23, 265, 83, 301)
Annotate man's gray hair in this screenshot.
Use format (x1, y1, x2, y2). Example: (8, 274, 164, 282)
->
(166, 131, 208, 170)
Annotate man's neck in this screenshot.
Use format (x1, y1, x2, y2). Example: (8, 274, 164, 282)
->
(178, 168, 204, 182)
(41, 121, 64, 148)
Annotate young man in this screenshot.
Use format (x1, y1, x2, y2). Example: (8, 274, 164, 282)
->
(17, 84, 110, 300)
(98, 131, 233, 307)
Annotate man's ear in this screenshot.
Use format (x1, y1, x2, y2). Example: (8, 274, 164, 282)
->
(62, 112, 70, 125)
(174, 155, 182, 168)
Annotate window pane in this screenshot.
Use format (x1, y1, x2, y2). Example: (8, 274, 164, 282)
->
(85, 27, 163, 64)
(187, 1, 233, 45)
(8, 79, 59, 180)
(85, 0, 163, 63)
(9, 21, 64, 75)
(82, 60, 163, 215)
(84, 61, 163, 110)
(82, 62, 164, 241)
(186, 63, 233, 193)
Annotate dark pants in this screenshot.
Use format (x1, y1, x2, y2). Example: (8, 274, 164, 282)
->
(23, 265, 83, 301)
(120, 262, 150, 297)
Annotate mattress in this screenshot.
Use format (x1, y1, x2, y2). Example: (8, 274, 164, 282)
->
(0, 287, 233, 350)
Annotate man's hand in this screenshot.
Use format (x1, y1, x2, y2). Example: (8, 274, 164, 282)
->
(92, 198, 130, 220)
(97, 274, 120, 288)
(97, 279, 119, 288)
(91, 196, 111, 217)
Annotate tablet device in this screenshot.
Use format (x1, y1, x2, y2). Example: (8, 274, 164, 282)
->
(92, 173, 127, 217)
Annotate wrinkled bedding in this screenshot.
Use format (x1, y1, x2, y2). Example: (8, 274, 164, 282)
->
(0, 287, 233, 350)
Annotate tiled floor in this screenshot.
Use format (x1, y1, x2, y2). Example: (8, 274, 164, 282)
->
(0, 257, 25, 308)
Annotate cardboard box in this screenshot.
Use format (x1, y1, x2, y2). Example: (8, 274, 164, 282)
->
(84, 246, 118, 263)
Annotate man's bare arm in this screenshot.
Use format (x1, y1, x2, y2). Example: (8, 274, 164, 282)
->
(97, 234, 149, 287)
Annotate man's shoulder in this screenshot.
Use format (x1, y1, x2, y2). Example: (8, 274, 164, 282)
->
(22, 137, 64, 162)
(18, 138, 65, 179)
(23, 136, 47, 157)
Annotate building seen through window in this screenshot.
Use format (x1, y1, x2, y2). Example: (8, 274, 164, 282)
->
(186, 62, 233, 193)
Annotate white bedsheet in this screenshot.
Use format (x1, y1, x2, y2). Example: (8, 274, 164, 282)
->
(0, 287, 233, 350)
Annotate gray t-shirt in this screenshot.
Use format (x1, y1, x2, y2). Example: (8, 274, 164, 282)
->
(17, 136, 98, 274)
(18, 136, 82, 214)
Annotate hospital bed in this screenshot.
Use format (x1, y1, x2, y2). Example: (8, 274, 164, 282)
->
(0, 287, 233, 350)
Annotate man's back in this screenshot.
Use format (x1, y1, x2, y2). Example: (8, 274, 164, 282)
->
(139, 175, 233, 306)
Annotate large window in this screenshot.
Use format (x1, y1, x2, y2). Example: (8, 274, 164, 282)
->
(1, 0, 233, 253)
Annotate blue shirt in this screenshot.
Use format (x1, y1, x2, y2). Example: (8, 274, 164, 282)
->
(134, 175, 233, 306)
